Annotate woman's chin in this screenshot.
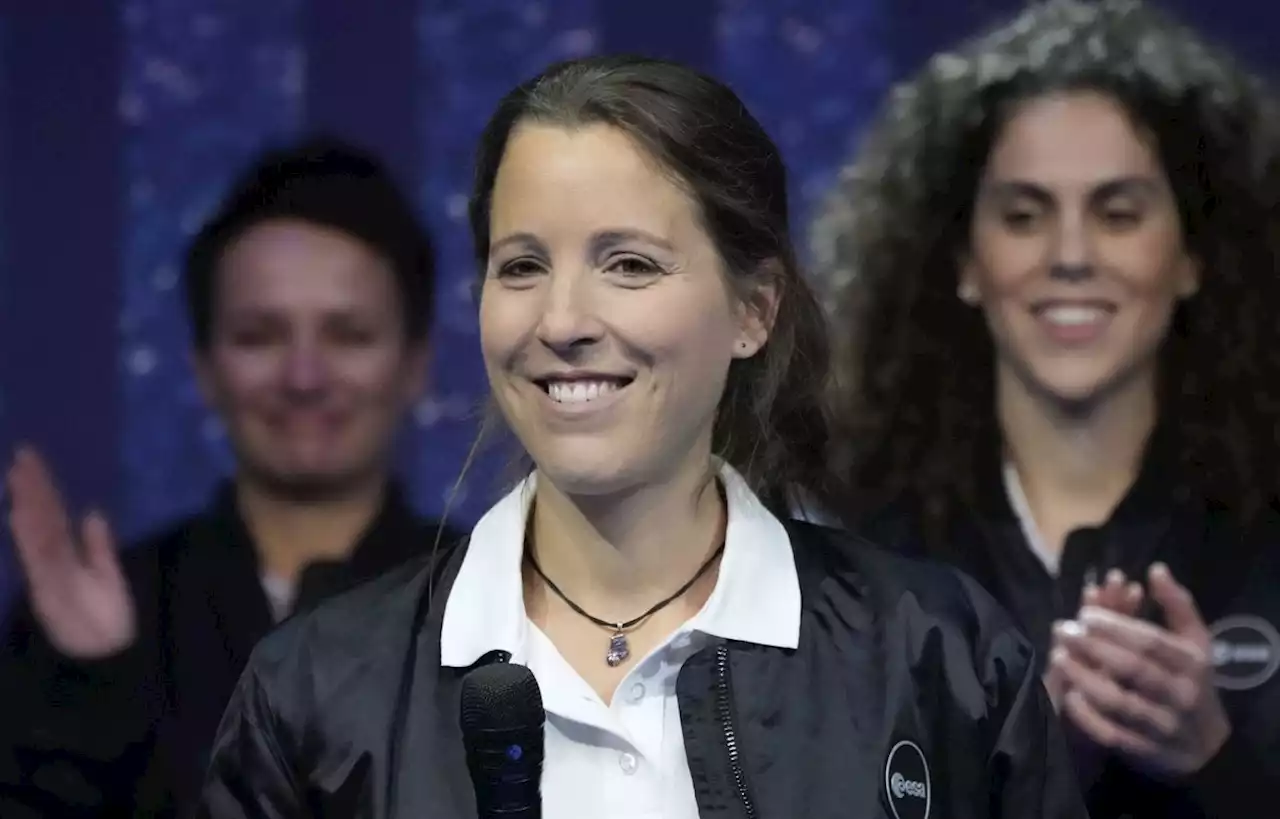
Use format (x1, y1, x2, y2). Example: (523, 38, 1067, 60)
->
(1034, 369, 1146, 415)
(533, 455, 635, 498)
(529, 437, 645, 496)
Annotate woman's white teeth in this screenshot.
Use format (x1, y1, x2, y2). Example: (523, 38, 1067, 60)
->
(547, 380, 620, 404)
(1043, 306, 1106, 326)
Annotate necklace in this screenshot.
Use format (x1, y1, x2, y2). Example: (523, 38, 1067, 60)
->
(525, 542, 726, 667)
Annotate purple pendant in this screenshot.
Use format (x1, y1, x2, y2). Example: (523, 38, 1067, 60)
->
(606, 631, 630, 667)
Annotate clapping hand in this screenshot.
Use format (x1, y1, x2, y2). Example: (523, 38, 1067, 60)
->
(1048, 563, 1230, 775)
(1044, 569, 1144, 710)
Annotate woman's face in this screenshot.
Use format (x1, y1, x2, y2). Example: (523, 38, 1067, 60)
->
(962, 91, 1199, 407)
(195, 220, 426, 496)
(478, 123, 772, 497)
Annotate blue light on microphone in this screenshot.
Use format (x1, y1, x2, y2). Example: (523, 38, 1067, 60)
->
(506, 744, 524, 761)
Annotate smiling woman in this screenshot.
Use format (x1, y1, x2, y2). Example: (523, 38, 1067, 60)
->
(963, 91, 1199, 405)
(197, 55, 1086, 819)
(480, 122, 766, 499)
(816, 1, 1280, 816)
(467, 61, 835, 517)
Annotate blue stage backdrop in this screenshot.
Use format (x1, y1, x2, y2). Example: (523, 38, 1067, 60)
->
(0, 0, 1275, 606)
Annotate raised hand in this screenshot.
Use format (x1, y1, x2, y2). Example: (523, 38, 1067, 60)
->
(1049, 563, 1230, 775)
(5, 446, 137, 658)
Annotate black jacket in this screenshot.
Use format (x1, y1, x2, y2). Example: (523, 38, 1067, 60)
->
(197, 520, 1087, 818)
(858, 437, 1280, 819)
(0, 482, 458, 819)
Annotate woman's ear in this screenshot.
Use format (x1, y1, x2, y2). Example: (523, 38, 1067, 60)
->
(957, 254, 981, 306)
(733, 259, 782, 358)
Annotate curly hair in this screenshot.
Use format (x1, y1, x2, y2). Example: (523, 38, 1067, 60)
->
(814, 0, 1280, 543)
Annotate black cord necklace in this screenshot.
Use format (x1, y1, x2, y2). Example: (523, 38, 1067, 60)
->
(526, 542, 726, 667)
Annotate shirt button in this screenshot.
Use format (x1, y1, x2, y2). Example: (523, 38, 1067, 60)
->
(627, 682, 646, 702)
(618, 752, 638, 775)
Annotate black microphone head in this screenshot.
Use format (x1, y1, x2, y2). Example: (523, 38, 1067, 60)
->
(460, 663, 544, 735)
(460, 663, 544, 818)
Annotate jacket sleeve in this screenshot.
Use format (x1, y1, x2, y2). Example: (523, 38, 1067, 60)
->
(1185, 723, 1280, 814)
(0, 600, 157, 818)
(196, 659, 307, 819)
(956, 574, 1090, 819)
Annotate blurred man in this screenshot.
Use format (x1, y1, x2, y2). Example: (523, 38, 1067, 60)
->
(0, 138, 460, 817)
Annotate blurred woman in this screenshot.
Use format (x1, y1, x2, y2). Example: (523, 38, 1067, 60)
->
(817, 1, 1280, 816)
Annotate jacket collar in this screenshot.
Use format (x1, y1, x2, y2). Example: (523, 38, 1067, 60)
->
(203, 478, 441, 611)
(439, 463, 802, 668)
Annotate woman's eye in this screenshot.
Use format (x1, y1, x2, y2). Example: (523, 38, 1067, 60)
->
(606, 255, 662, 277)
(496, 258, 544, 278)
(1002, 211, 1038, 231)
(1101, 210, 1142, 229)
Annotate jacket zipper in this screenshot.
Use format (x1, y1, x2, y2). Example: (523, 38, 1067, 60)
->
(714, 644, 758, 819)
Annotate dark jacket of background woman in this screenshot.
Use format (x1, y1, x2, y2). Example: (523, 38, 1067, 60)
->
(857, 431, 1280, 819)
(0, 483, 457, 818)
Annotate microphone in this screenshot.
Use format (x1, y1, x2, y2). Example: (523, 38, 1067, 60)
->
(460, 663, 545, 818)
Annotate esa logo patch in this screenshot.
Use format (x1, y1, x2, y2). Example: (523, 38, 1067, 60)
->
(883, 740, 931, 819)
(1209, 615, 1280, 691)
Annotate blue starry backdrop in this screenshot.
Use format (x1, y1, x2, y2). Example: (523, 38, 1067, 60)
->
(0, 1, 1275, 606)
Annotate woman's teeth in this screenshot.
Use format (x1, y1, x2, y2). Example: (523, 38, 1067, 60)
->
(546, 380, 622, 404)
(1042, 305, 1107, 326)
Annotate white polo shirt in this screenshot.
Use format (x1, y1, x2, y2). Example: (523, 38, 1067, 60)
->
(440, 465, 801, 818)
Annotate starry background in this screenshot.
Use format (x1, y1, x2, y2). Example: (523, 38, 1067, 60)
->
(0, 0, 1275, 608)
